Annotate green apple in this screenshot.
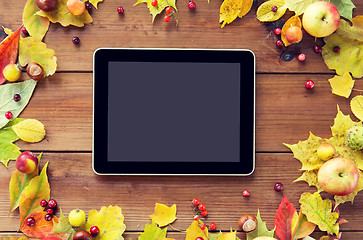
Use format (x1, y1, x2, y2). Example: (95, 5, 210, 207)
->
(69, 209, 86, 227)
(318, 157, 359, 196)
(316, 142, 335, 161)
(302, 1, 340, 37)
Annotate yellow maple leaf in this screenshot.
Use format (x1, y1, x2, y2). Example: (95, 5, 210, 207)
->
(37, 0, 93, 27)
(89, 0, 104, 9)
(185, 220, 208, 240)
(149, 203, 177, 227)
(281, 15, 301, 47)
(256, 0, 286, 22)
(284, 0, 320, 16)
(134, 0, 177, 22)
(19, 36, 57, 77)
(218, 231, 236, 240)
(219, 0, 253, 28)
(328, 73, 355, 98)
(12, 119, 45, 143)
(350, 95, 363, 122)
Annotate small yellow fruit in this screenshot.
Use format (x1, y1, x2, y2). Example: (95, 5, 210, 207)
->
(3, 63, 21, 82)
(68, 209, 86, 227)
(316, 143, 336, 161)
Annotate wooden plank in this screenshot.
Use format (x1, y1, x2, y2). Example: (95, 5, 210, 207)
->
(0, 1, 361, 73)
(15, 73, 363, 152)
(1, 153, 363, 232)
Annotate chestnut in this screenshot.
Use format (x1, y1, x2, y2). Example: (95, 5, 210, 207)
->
(36, 0, 58, 12)
(238, 215, 258, 232)
(73, 231, 92, 240)
(26, 62, 44, 81)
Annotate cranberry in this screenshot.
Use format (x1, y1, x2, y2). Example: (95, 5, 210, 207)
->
(271, 6, 278, 12)
(188, 1, 196, 9)
(47, 208, 54, 214)
(201, 210, 208, 216)
(274, 28, 281, 35)
(26, 217, 35, 226)
(90, 226, 100, 237)
(85, 2, 92, 10)
(40, 199, 48, 207)
(305, 80, 315, 90)
(200, 224, 206, 230)
(192, 198, 200, 206)
(13, 94, 21, 102)
(274, 182, 284, 192)
(45, 214, 53, 221)
(164, 15, 171, 22)
(242, 190, 250, 197)
(314, 45, 322, 54)
(276, 39, 283, 48)
(48, 199, 57, 208)
(22, 27, 29, 36)
(72, 36, 80, 44)
(117, 6, 124, 14)
(198, 203, 206, 211)
(333, 46, 340, 52)
(297, 53, 306, 62)
(209, 222, 216, 230)
(5, 111, 13, 119)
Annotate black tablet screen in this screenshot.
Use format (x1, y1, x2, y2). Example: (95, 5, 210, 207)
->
(107, 62, 240, 163)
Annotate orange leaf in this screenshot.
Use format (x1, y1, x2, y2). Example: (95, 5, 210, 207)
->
(281, 15, 302, 47)
(0, 25, 22, 85)
(274, 194, 297, 240)
(20, 211, 58, 238)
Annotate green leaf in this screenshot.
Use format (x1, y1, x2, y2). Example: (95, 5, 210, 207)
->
(0, 79, 37, 129)
(9, 153, 41, 213)
(89, 0, 104, 9)
(284, 0, 320, 16)
(134, 0, 177, 22)
(299, 192, 339, 235)
(37, 0, 93, 27)
(138, 219, 167, 240)
(53, 209, 76, 240)
(22, 0, 50, 41)
(328, 0, 355, 21)
(19, 37, 57, 77)
(246, 209, 275, 240)
(0, 118, 24, 167)
(19, 161, 50, 226)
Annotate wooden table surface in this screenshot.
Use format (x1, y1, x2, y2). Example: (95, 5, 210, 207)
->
(1, 0, 363, 239)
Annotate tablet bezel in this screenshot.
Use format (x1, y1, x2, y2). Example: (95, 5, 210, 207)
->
(93, 48, 255, 175)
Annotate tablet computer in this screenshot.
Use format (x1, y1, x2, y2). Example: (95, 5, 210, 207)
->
(93, 48, 255, 175)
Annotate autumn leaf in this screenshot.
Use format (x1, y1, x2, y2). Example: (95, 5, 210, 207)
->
(19, 37, 57, 77)
(329, 0, 356, 21)
(185, 220, 208, 240)
(274, 194, 297, 240)
(218, 231, 237, 240)
(138, 219, 167, 240)
(134, 0, 177, 22)
(281, 15, 302, 47)
(350, 95, 363, 122)
(299, 192, 339, 235)
(219, 0, 253, 28)
(0, 25, 22, 85)
(322, 16, 363, 79)
(53, 209, 76, 239)
(256, 0, 286, 22)
(246, 209, 275, 240)
(284, 0, 319, 16)
(0, 237, 28, 240)
(89, 0, 104, 9)
(12, 119, 46, 143)
(0, 80, 37, 129)
(22, 0, 50, 41)
(291, 212, 316, 240)
(20, 211, 58, 238)
(0, 118, 24, 167)
(9, 153, 42, 213)
(328, 73, 355, 98)
(19, 162, 50, 226)
(37, 0, 93, 27)
(149, 203, 177, 227)
(209, 232, 224, 240)
(83, 205, 126, 240)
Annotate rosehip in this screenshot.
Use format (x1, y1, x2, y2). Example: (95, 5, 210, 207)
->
(166, 7, 172, 14)
(201, 210, 208, 216)
(198, 203, 206, 211)
(164, 15, 171, 22)
(151, 0, 158, 6)
(192, 198, 200, 206)
(194, 215, 199, 221)
(209, 222, 216, 230)
(200, 224, 206, 230)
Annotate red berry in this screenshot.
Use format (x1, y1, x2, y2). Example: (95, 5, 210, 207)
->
(297, 53, 306, 62)
(72, 36, 80, 44)
(5, 111, 13, 120)
(151, 0, 158, 6)
(45, 214, 52, 221)
(274, 182, 284, 192)
(242, 190, 250, 197)
(276, 39, 283, 48)
(305, 80, 315, 90)
(48, 199, 57, 208)
(194, 215, 199, 221)
(198, 203, 206, 211)
(22, 27, 29, 36)
(117, 6, 124, 14)
(47, 208, 54, 214)
(166, 6, 172, 14)
(40, 199, 48, 207)
(13, 94, 21, 102)
(209, 222, 216, 230)
(333, 46, 340, 52)
(192, 198, 200, 206)
(164, 15, 171, 22)
(26, 217, 35, 226)
(85, 2, 92, 10)
(201, 210, 208, 217)
(271, 6, 278, 12)
(200, 224, 206, 230)
(314, 45, 322, 54)
(188, 1, 196, 9)
(274, 28, 281, 35)
(90, 226, 100, 237)
(195, 238, 204, 240)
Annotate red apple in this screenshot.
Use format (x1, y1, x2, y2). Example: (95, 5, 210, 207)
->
(285, 26, 303, 44)
(16, 151, 38, 174)
(318, 157, 359, 196)
(302, 1, 340, 37)
(316, 142, 336, 161)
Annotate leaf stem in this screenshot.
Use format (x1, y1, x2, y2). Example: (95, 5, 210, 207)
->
(168, 223, 187, 233)
(352, 88, 363, 92)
